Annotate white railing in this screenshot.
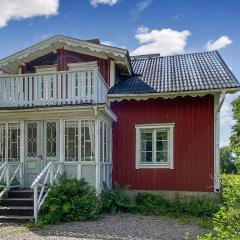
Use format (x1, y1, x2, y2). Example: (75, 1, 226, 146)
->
(0, 67, 108, 107)
(0, 162, 23, 198)
(31, 161, 63, 222)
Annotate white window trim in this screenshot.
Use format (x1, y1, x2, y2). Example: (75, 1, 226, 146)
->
(135, 123, 174, 169)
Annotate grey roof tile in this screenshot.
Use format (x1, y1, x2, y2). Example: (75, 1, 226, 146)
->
(109, 51, 240, 95)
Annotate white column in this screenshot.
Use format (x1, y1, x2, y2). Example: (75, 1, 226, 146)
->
(20, 120, 25, 187)
(92, 65, 98, 104)
(95, 118, 101, 194)
(109, 60, 115, 87)
(59, 119, 64, 174)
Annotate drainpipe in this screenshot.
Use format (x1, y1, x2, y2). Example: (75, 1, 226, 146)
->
(214, 91, 226, 192)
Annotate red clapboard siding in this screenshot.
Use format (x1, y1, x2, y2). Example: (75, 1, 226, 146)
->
(57, 49, 110, 85)
(111, 95, 214, 192)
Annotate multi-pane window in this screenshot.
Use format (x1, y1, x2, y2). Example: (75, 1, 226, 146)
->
(65, 121, 78, 161)
(136, 124, 174, 169)
(0, 123, 20, 162)
(8, 123, 20, 162)
(100, 122, 111, 163)
(81, 120, 95, 161)
(64, 120, 95, 162)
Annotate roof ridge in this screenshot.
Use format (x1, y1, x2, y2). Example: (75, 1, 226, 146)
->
(130, 50, 218, 60)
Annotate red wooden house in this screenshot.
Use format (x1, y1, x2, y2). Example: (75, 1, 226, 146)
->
(0, 35, 238, 221)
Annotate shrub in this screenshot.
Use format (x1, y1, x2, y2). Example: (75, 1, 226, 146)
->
(102, 183, 135, 213)
(135, 192, 219, 219)
(135, 192, 170, 215)
(172, 197, 219, 217)
(198, 174, 240, 239)
(39, 174, 101, 224)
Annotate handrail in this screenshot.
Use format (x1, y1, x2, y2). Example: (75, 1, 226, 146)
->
(0, 66, 109, 107)
(0, 67, 96, 78)
(0, 162, 23, 198)
(31, 161, 62, 222)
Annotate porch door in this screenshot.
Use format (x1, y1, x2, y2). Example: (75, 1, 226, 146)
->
(25, 120, 59, 187)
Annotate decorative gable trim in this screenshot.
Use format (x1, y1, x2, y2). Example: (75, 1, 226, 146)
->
(0, 35, 132, 75)
(108, 87, 240, 102)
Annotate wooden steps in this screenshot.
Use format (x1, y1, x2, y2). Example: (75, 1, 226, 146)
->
(0, 189, 34, 221)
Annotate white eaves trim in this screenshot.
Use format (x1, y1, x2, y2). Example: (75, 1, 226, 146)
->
(108, 87, 240, 101)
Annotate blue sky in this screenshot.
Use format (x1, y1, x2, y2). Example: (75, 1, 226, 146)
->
(0, 0, 239, 146)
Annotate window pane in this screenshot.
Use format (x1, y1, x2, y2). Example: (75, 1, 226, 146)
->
(27, 123, 37, 158)
(141, 151, 152, 162)
(141, 132, 152, 141)
(140, 131, 153, 163)
(156, 151, 168, 162)
(156, 141, 167, 152)
(46, 122, 56, 157)
(81, 120, 95, 161)
(8, 123, 20, 162)
(65, 121, 78, 161)
(157, 131, 167, 140)
(141, 141, 152, 151)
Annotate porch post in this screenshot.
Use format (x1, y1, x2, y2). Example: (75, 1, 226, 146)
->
(59, 119, 64, 174)
(92, 65, 98, 104)
(20, 121, 25, 188)
(95, 118, 101, 194)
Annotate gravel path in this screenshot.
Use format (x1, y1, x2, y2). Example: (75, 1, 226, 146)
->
(0, 214, 206, 240)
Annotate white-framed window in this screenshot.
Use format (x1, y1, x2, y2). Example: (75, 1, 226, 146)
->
(64, 120, 95, 162)
(135, 123, 174, 169)
(0, 122, 20, 162)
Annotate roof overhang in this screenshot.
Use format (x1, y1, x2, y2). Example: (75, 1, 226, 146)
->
(108, 87, 240, 102)
(0, 35, 132, 74)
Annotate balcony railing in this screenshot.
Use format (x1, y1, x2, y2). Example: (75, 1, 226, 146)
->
(0, 65, 108, 108)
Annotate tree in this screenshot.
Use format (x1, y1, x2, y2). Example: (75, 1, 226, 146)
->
(220, 146, 237, 174)
(230, 96, 240, 172)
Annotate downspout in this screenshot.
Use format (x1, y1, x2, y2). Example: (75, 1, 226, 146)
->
(214, 91, 226, 192)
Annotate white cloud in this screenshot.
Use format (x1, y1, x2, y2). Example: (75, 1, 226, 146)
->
(220, 93, 239, 147)
(0, 0, 59, 28)
(136, 0, 153, 11)
(131, 0, 153, 21)
(131, 27, 191, 56)
(90, 0, 118, 7)
(206, 36, 232, 51)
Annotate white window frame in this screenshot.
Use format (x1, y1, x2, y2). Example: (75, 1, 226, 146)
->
(135, 123, 175, 169)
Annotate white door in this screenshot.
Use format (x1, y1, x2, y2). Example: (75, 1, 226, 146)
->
(25, 120, 59, 187)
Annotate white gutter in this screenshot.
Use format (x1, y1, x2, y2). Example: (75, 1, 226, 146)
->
(214, 90, 226, 192)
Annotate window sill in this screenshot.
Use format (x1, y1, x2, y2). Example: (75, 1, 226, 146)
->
(136, 163, 173, 169)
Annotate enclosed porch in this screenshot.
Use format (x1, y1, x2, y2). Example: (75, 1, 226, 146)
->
(0, 105, 114, 196)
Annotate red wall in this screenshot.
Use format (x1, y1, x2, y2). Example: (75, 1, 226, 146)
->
(111, 95, 214, 192)
(57, 49, 110, 85)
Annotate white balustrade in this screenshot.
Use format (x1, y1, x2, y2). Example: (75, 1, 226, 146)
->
(31, 161, 63, 222)
(0, 162, 24, 198)
(0, 67, 108, 107)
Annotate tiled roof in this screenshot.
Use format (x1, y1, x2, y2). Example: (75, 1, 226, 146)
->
(109, 51, 240, 95)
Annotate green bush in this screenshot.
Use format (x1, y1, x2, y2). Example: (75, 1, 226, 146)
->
(198, 174, 240, 240)
(102, 183, 135, 213)
(135, 192, 170, 215)
(135, 192, 219, 219)
(39, 174, 101, 224)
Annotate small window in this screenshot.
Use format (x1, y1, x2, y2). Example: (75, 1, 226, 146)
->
(136, 123, 174, 169)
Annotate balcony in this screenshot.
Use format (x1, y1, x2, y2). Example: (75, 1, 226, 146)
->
(0, 65, 108, 108)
